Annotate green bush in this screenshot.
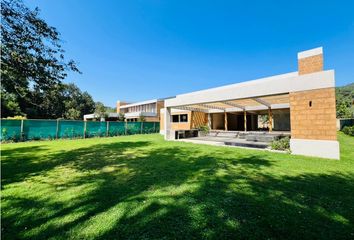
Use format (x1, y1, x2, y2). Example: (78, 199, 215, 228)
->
(342, 125, 354, 136)
(197, 125, 210, 134)
(271, 137, 290, 151)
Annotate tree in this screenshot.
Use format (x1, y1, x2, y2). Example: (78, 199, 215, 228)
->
(65, 108, 81, 120)
(1, 0, 80, 118)
(336, 83, 354, 118)
(138, 114, 146, 122)
(21, 82, 95, 119)
(94, 102, 108, 120)
(105, 106, 116, 113)
(118, 112, 125, 122)
(62, 83, 95, 119)
(1, 88, 22, 117)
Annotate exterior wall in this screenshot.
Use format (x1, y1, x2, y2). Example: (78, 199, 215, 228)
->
(191, 111, 208, 129)
(212, 113, 224, 129)
(289, 87, 337, 140)
(160, 110, 191, 131)
(116, 101, 128, 113)
(160, 109, 207, 131)
(298, 54, 323, 75)
(145, 116, 160, 122)
(156, 100, 164, 121)
(290, 139, 339, 159)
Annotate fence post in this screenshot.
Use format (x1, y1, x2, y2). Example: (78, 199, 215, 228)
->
(56, 119, 59, 139)
(20, 119, 24, 141)
(125, 121, 127, 135)
(141, 122, 143, 134)
(153, 122, 156, 133)
(83, 121, 87, 139)
(106, 121, 109, 137)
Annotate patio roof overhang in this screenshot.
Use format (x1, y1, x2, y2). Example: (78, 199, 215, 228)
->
(165, 70, 335, 113)
(172, 94, 291, 113)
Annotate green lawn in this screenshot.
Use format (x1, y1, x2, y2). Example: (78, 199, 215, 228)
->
(1, 133, 354, 239)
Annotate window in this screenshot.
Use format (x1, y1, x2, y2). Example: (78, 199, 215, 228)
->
(180, 114, 188, 122)
(172, 115, 179, 122)
(171, 114, 188, 123)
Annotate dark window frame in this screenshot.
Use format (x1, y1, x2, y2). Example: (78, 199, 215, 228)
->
(171, 114, 188, 123)
(172, 115, 179, 123)
(180, 114, 188, 122)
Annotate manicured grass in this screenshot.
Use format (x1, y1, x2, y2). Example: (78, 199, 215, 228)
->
(1, 133, 354, 239)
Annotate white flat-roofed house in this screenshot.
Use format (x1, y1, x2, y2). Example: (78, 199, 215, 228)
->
(161, 47, 340, 159)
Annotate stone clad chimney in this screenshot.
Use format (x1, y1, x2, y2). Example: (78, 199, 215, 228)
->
(297, 47, 323, 75)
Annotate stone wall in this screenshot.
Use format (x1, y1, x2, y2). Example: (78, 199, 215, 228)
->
(289, 87, 337, 140)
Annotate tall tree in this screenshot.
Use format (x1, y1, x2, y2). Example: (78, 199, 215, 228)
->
(1, 0, 80, 117)
(29, 83, 95, 119)
(62, 83, 95, 119)
(336, 83, 354, 118)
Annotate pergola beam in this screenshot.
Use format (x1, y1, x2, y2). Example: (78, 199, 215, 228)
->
(174, 106, 209, 113)
(221, 101, 245, 110)
(253, 98, 271, 108)
(196, 103, 226, 111)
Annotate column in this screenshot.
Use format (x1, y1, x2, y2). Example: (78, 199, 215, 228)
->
(207, 113, 212, 130)
(268, 108, 273, 132)
(244, 110, 247, 131)
(164, 107, 172, 140)
(224, 111, 228, 131)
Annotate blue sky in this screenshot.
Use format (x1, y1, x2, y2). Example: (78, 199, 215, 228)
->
(25, 0, 354, 107)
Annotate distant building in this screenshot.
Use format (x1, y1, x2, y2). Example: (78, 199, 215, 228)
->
(83, 113, 120, 121)
(117, 99, 165, 122)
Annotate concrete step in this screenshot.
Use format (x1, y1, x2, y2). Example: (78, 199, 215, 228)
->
(224, 141, 269, 149)
(246, 134, 277, 142)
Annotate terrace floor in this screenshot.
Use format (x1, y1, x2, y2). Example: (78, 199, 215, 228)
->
(179, 136, 270, 149)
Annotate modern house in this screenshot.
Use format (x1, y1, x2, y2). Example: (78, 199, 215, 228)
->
(117, 99, 165, 122)
(161, 47, 339, 159)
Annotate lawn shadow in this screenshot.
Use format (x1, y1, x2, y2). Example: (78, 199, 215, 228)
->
(2, 139, 353, 239)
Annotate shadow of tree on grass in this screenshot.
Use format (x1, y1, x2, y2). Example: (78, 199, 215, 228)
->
(2, 139, 354, 239)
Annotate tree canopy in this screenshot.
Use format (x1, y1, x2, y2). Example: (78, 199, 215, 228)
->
(1, 0, 94, 119)
(336, 83, 354, 119)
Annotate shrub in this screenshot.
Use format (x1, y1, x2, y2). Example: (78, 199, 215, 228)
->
(271, 137, 290, 151)
(198, 125, 210, 134)
(342, 125, 354, 136)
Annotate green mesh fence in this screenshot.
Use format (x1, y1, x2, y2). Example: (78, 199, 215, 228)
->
(155, 122, 160, 132)
(58, 120, 84, 139)
(0, 120, 22, 141)
(24, 120, 57, 140)
(108, 122, 126, 136)
(1, 119, 160, 142)
(86, 121, 107, 138)
(126, 122, 142, 135)
(142, 122, 156, 134)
